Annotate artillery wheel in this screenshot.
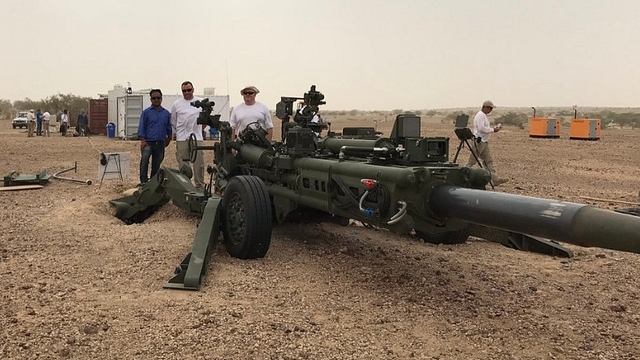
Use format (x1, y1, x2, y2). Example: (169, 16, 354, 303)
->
(221, 175, 273, 259)
(415, 228, 469, 245)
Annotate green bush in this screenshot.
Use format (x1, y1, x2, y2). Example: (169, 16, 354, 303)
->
(495, 112, 528, 127)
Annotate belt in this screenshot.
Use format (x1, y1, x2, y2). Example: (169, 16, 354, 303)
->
(146, 140, 165, 145)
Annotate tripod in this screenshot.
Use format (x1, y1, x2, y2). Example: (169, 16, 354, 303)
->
(452, 127, 495, 190)
(453, 127, 476, 163)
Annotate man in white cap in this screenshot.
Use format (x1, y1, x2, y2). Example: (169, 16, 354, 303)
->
(229, 85, 274, 140)
(27, 109, 35, 137)
(465, 100, 508, 186)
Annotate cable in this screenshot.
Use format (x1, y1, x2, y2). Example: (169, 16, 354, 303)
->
(86, 135, 105, 155)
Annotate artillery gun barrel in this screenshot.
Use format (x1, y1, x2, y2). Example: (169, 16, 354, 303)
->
(430, 185, 640, 254)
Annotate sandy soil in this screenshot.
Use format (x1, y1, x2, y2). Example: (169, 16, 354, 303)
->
(1, 115, 640, 360)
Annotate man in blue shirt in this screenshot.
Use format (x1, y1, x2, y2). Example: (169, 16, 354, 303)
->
(35, 109, 43, 136)
(137, 89, 172, 186)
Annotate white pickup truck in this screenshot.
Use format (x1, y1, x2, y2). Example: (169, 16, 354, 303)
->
(12, 111, 30, 129)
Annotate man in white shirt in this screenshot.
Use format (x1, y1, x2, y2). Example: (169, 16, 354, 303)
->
(60, 109, 69, 136)
(229, 85, 273, 140)
(170, 81, 205, 189)
(465, 100, 508, 186)
(27, 109, 35, 137)
(42, 110, 51, 137)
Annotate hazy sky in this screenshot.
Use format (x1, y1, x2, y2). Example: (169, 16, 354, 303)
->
(2, 0, 639, 110)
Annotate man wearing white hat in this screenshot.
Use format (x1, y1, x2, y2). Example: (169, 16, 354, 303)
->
(229, 85, 274, 140)
(465, 100, 508, 186)
(27, 109, 36, 137)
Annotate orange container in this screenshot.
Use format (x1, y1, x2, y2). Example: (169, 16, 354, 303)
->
(529, 117, 561, 138)
(570, 119, 600, 140)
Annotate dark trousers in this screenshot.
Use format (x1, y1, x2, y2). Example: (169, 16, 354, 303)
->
(78, 122, 89, 136)
(36, 121, 42, 135)
(140, 141, 165, 183)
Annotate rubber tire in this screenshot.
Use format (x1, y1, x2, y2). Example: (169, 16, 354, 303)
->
(222, 175, 273, 259)
(415, 228, 469, 245)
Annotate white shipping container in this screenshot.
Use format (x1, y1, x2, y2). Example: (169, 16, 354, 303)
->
(108, 85, 230, 139)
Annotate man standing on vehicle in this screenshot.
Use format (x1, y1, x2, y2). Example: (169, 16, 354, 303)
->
(229, 85, 273, 140)
(170, 81, 205, 190)
(465, 100, 508, 186)
(41, 110, 51, 137)
(27, 109, 35, 137)
(138, 89, 172, 186)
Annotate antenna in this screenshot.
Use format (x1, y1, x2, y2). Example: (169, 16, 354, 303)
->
(225, 58, 230, 115)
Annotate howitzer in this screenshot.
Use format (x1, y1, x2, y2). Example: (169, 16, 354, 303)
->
(111, 85, 640, 291)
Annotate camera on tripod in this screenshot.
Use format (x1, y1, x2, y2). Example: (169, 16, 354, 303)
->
(452, 113, 478, 164)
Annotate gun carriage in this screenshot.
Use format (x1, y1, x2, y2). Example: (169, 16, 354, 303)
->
(111, 85, 640, 290)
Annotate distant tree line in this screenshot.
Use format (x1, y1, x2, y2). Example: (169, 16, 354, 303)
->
(0, 93, 92, 123)
(604, 112, 638, 129)
(320, 109, 443, 117)
(440, 109, 639, 130)
(316, 108, 638, 129)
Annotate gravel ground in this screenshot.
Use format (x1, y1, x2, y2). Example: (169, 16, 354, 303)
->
(1, 116, 640, 360)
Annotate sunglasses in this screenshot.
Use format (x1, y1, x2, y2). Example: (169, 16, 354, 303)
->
(150, 97, 162, 100)
(182, 88, 193, 93)
(242, 92, 255, 95)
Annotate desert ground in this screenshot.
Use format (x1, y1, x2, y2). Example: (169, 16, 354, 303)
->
(1, 114, 640, 360)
